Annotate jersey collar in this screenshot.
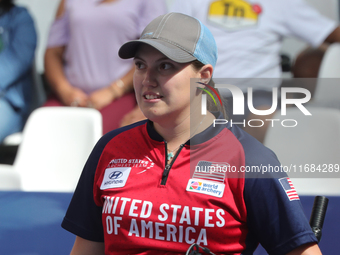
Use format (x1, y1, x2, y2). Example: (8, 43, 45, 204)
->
(146, 112, 226, 146)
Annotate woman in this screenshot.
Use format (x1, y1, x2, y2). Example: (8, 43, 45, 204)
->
(44, 0, 166, 134)
(0, 0, 37, 143)
(62, 13, 322, 255)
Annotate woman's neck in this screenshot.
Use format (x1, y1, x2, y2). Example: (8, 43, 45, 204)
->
(154, 112, 215, 150)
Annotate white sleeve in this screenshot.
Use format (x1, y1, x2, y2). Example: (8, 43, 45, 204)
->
(283, 0, 337, 47)
(169, 0, 194, 15)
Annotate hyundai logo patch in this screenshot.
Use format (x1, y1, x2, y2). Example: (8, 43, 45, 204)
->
(109, 171, 123, 179)
(100, 167, 132, 190)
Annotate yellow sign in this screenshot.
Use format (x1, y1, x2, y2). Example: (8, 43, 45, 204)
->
(208, 0, 262, 30)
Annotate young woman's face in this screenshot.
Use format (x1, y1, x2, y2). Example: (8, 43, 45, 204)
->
(133, 44, 202, 123)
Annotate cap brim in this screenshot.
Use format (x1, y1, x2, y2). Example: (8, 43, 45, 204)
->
(118, 39, 197, 63)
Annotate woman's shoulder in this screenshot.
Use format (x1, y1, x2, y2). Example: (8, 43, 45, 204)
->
(4, 5, 33, 22)
(229, 124, 281, 167)
(7, 5, 30, 15)
(96, 120, 148, 150)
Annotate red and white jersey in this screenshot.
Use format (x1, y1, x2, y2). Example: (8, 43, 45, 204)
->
(62, 115, 317, 254)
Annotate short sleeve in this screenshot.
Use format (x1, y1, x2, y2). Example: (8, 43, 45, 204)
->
(282, 0, 337, 47)
(61, 137, 107, 242)
(233, 127, 318, 255)
(46, 2, 70, 48)
(244, 176, 317, 255)
(61, 123, 143, 241)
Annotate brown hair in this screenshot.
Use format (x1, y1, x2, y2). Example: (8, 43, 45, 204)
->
(0, 0, 14, 13)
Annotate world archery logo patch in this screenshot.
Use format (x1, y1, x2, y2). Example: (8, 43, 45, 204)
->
(186, 179, 225, 198)
(189, 180, 203, 190)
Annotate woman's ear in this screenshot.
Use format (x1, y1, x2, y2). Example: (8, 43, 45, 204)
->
(199, 64, 213, 84)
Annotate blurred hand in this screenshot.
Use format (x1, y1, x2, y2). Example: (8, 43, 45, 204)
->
(119, 106, 146, 127)
(88, 87, 115, 110)
(59, 86, 89, 107)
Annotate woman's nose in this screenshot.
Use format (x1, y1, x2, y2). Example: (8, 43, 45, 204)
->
(142, 69, 157, 87)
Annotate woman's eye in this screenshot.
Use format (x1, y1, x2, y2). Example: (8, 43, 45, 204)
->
(160, 63, 172, 70)
(135, 61, 145, 69)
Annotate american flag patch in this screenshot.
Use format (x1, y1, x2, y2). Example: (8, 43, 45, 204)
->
(279, 177, 299, 201)
(193, 161, 226, 183)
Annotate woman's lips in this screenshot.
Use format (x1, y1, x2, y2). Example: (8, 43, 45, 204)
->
(143, 92, 163, 100)
(144, 94, 162, 99)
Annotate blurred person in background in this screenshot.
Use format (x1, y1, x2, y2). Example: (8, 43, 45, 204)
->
(44, 0, 166, 134)
(169, 0, 340, 143)
(0, 0, 37, 143)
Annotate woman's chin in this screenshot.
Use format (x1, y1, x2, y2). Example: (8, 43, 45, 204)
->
(143, 110, 170, 124)
(143, 112, 162, 123)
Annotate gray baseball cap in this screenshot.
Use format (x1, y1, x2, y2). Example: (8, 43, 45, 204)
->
(118, 12, 217, 68)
